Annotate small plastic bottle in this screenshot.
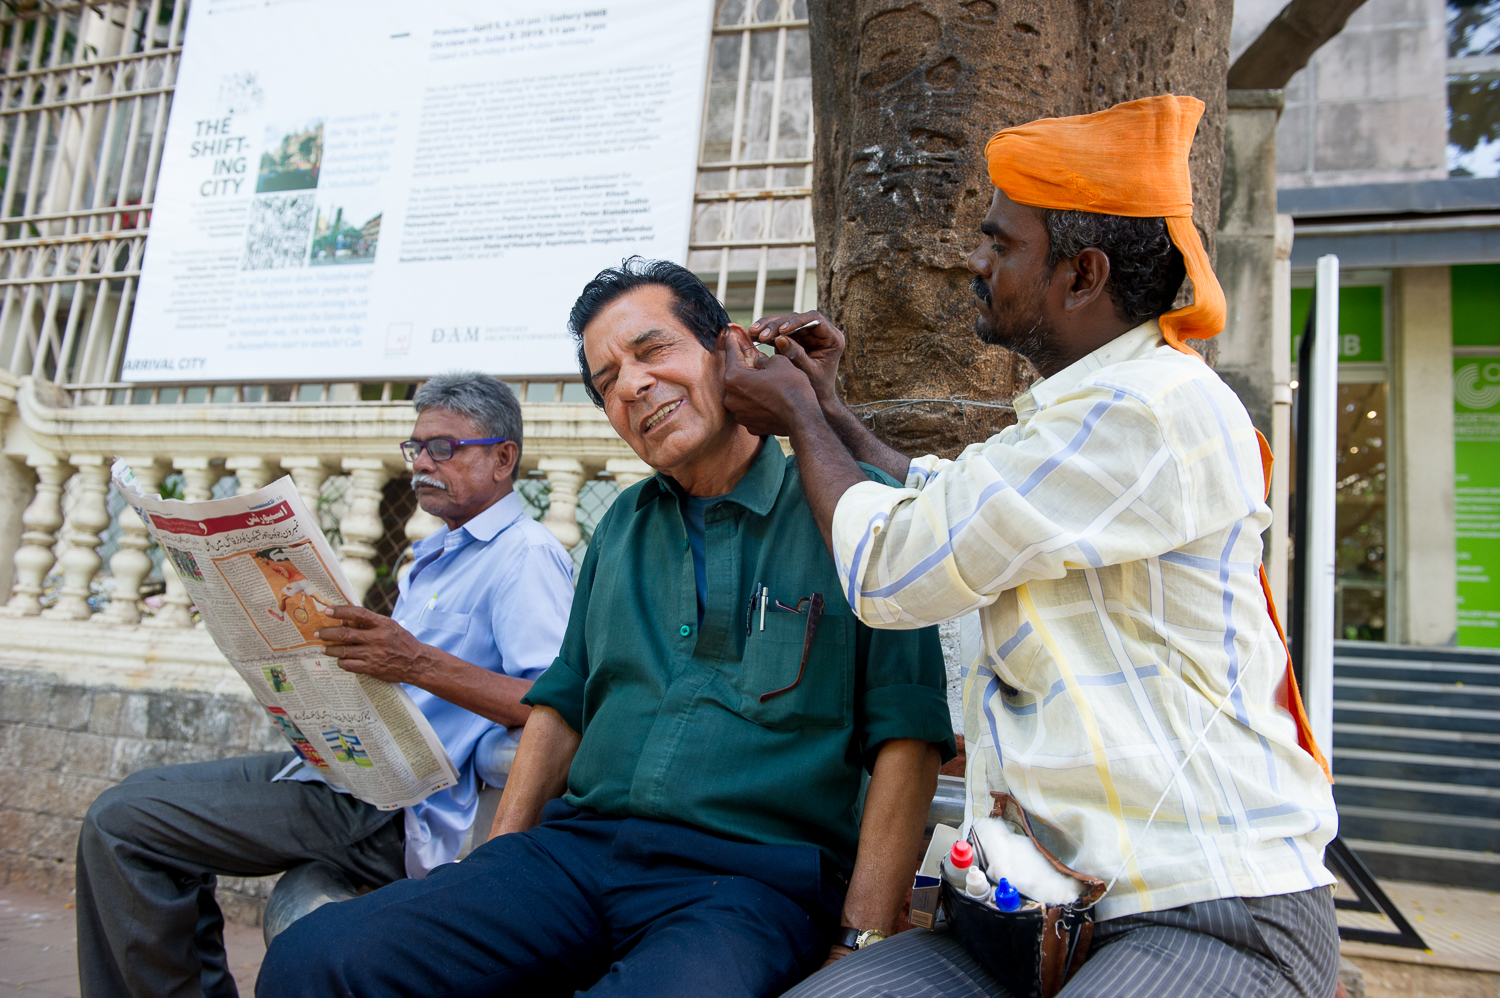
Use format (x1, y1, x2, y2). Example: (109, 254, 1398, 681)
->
(964, 865, 992, 902)
(992, 877, 1022, 912)
(941, 841, 974, 890)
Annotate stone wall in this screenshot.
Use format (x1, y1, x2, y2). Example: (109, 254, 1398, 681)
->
(0, 654, 283, 924)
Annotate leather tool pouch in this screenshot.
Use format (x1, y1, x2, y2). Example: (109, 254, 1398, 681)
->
(940, 793, 1107, 998)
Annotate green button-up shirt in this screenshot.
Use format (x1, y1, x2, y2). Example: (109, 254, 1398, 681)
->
(524, 439, 955, 874)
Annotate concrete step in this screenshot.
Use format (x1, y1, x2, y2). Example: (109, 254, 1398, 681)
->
(1336, 805, 1500, 855)
(1333, 748, 1500, 788)
(1331, 644, 1500, 887)
(1332, 699, 1500, 733)
(1333, 677, 1500, 710)
(1333, 723, 1500, 761)
(1344, 838, 1500, 892)
(1332, 774, 1499, 818)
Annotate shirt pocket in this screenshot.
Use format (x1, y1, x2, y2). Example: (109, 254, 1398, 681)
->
(420, 608, 471, 636)
(731, 610, 853, 731)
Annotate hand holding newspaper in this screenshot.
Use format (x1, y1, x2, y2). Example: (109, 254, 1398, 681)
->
(113, 459, 459, 810)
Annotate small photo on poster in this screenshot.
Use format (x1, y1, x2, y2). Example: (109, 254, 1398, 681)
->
(311, 202, 381, 266)
(256, 120, 323, 192)
(242, 192, 317, 270)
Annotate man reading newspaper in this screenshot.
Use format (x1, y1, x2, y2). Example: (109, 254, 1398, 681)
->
(75, 373, 575, 998)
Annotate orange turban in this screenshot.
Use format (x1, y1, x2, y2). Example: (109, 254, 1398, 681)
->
(983, 95, 1225, 356)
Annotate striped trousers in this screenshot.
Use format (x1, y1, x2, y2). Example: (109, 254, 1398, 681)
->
(781, 887, 1339, 998)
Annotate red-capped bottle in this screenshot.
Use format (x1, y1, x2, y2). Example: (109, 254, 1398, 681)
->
(941, 840, 975, 891)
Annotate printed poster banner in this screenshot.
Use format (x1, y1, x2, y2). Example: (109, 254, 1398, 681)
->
(1455, 356, 1500, 648)
(126, 0, 713, 382)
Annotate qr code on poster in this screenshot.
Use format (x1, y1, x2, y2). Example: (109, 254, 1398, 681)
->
(241, 193, 315, 270)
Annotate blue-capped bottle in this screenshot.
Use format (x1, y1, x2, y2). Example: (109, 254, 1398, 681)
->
(992, 877, 1022, 912)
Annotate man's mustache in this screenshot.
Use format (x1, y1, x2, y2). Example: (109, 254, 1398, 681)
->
(971, 276, 992, 305)
(410, 474, 447, 491)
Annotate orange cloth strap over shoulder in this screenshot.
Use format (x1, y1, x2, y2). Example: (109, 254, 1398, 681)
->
(1255, 429, 1333, 782)
(983, 95, 1227, 356)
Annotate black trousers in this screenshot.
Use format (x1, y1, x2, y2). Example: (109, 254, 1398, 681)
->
(257, 799, 846, 998)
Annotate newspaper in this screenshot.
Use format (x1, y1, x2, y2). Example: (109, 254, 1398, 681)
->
(112, 460, 459, 810)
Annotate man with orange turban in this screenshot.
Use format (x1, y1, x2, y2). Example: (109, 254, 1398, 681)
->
(721, 96, 1340, 998)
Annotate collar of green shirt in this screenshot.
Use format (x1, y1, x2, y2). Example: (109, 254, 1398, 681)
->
(634, 434, 785, 516)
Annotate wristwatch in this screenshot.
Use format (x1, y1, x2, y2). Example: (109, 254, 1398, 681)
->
(834, 927, 888, 950)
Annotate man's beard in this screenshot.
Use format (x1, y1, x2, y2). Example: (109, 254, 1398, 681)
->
(971, 275, 1061, 373)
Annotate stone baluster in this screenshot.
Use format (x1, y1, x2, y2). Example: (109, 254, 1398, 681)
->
(539, 458, 584, 549)
(102, 457, 165, 624)
(398, 487, 443, 586)
(3, 455, 70, 616)
(605, 458, 653, 490)
(175, 458, 219, 502)
(148, 458, 216, 629)
(281, 456, 330, 514)
(339, 459, 394, 605)
(226, 456, 272, 495)
(43, 455, 112, 620)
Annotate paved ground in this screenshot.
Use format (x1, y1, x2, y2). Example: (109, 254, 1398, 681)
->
(0, 885, 266, 996)
(2, 877, 1497, 996)
(1337, 877, 1500, 973)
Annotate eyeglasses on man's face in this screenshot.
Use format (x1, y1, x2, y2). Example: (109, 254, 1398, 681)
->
(399, 437, 507, 462)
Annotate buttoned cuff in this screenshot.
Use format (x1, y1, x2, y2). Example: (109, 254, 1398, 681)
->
(520, 656, 586, 733)
(859, 683, 957, 771)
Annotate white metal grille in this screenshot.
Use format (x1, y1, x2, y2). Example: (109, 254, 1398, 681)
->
(690, 0, 815, 327)
(0, 0, 185, 398)
(0, 0, 816, 401)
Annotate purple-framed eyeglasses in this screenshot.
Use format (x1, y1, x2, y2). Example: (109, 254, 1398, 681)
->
(399, 437, 507, 462)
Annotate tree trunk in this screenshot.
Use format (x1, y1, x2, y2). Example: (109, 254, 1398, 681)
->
(809, 0, 1234, 457)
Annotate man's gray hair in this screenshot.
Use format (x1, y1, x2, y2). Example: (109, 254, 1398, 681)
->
(413, 372, 523, 463)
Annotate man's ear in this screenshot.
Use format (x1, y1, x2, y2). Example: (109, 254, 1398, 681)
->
(493, 441, 520, 484)
(1063, 247, 1112, 313)
(724, 323, 772, 359)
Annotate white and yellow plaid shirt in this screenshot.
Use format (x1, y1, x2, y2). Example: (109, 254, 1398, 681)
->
(833, 322, 1336, 920)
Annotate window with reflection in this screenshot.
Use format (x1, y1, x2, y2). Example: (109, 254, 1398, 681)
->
(1334, 383, 1389, 641)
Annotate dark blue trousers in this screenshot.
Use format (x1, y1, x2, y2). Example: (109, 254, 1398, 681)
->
(256, 800, 845, 998)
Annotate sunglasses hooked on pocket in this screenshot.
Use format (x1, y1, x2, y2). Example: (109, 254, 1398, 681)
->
(744, 587, 825, 702)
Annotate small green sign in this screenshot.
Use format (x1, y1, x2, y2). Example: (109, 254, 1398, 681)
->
(1452, 264, 1500, 347)
(1290, 285, 1385, 364)
(1455, 356, 1500, 649)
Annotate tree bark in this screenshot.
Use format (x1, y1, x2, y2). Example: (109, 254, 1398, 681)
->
(809, 0, 1234, 457)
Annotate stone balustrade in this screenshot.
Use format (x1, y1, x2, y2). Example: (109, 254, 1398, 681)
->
(0, 373, 651, 631)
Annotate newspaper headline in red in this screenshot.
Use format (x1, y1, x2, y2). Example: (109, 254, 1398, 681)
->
(150, 501, 295, 536)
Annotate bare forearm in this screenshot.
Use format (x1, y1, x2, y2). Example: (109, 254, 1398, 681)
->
(788, 400, 878, 555)
(842, 739, 942, 935)
(823, 399, 910, 483)
(488, 705, 580, 839)
(407, 646, 533, 727)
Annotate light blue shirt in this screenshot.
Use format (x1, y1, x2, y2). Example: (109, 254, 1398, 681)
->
(279, 490, 574, 878)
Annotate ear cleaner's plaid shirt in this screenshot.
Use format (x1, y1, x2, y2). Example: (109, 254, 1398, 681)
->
(832, 322, 1337, 920)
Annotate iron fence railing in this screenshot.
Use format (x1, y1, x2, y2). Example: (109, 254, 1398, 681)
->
(690, 0, 815, 326)
(0, 0, 184, 398)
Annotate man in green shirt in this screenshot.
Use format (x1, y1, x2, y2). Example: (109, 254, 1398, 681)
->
(258, 258, 955, 998)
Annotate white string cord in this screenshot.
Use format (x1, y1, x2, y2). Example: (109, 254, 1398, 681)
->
(1103, 664, 1250, 894)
